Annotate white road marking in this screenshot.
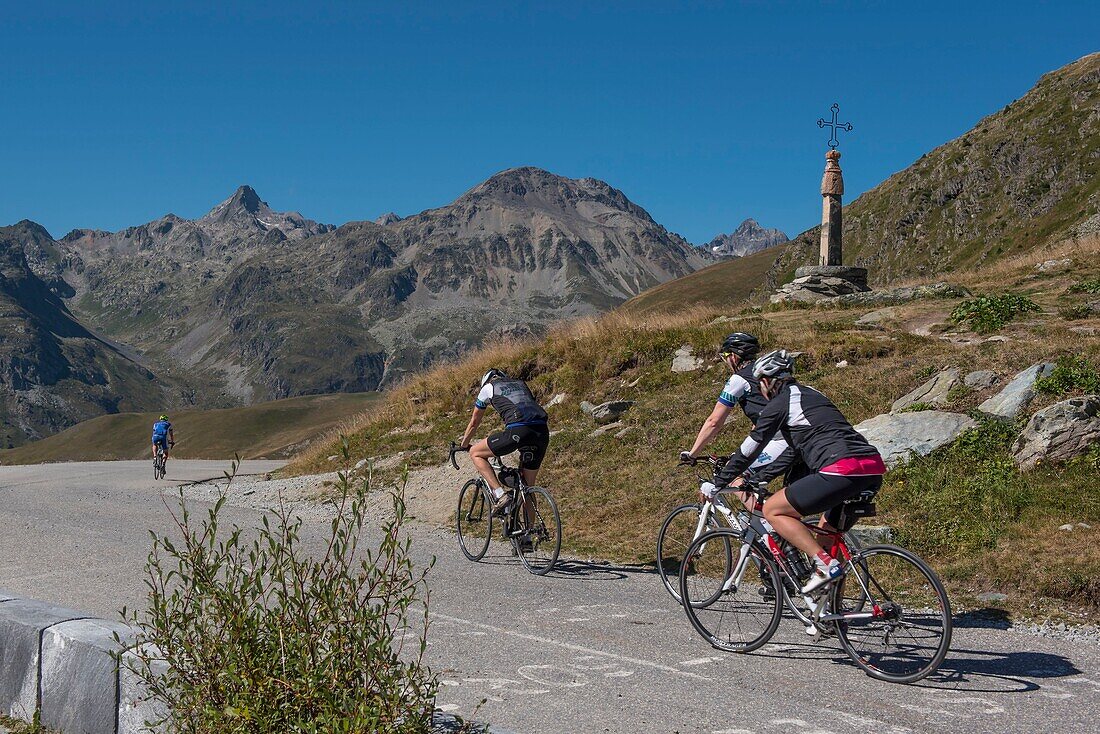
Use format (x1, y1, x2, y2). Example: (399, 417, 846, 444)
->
(433, 612, 710, 680)
(680, 656, 723, 666)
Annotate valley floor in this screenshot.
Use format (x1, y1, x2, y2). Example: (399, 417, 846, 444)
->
(1, 460, 1097, 734)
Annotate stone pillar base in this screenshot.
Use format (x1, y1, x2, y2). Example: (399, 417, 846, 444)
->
(771, 266, 871, 304)
(794, 265, 868, 288)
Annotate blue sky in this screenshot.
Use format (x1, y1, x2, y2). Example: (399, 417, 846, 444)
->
(2, 1, 1096, 244)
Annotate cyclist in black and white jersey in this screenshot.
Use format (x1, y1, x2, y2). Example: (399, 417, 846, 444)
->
(679, 333, 793, 499)
(460, 369, 550, 515)
(714, 350, 887, 593)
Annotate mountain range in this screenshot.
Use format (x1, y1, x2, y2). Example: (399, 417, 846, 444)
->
(704, 219, 788, 257)
(0, 168, 707, 445)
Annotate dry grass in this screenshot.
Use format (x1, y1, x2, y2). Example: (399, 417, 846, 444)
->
(290, 238, 1100, 618)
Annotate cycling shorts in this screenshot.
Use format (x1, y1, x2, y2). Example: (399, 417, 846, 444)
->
(786, 472, 883, 528)
(487, 423, 550, 470)
(152, 436, 170, 451)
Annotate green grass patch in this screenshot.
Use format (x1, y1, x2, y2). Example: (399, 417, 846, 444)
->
(1068, 277, 1100, 294)
(1035, 355, 1100, 396)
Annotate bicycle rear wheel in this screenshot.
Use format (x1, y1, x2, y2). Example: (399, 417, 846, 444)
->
(514, 487, 561, 575)
(456, 479, 493, 561)
(657, 504, 719, 603)
(831, 544, 952, 683)
(679, 529, 782, 653)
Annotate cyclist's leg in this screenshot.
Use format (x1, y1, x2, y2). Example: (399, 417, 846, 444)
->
(468, 438, 501, 492)
(517, 425, 550, 487)
(764, 473, 867, 557)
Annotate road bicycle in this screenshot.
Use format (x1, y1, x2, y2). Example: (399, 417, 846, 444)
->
(677, 469, 952, 684)
(657, 456, 861, 629)
(152, 442, 173, 480)
(448, 442, 561, 575)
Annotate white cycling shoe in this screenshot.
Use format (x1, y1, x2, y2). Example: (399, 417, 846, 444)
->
(801, 559, 844, 595)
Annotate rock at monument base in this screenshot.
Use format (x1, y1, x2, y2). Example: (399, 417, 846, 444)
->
(1012, 395, 1100, 470)
(855, 411, 977, 468)
(671, 345, 704, 373)
(892, 368, 962, 412)
(771, 272, 871, 303)
(964, 370, 999, 389)
(833, 282, 971, 307)
(795, 265, 869, 287)
(977, 363, 1055, 420)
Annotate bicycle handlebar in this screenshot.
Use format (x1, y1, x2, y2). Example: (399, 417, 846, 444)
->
(448, 441, 469, 470)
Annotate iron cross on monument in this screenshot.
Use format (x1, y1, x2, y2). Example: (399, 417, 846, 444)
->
(817, 103, 852, 266)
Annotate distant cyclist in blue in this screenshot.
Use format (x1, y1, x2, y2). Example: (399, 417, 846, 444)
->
(151, 414, 176, 461)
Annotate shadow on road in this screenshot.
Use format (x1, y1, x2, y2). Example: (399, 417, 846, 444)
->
(917, 646, 1082, 693)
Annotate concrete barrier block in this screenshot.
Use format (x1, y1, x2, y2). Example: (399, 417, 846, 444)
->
(118, 647, 169, 734)
(0, 598, 88, 719)
(41, 618, 136, 734)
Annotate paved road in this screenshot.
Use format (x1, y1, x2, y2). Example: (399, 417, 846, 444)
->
(1, 461, 1097, 734)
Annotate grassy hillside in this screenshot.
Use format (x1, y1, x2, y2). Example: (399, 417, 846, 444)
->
(0, 392, 380, 464)
(766, 52, 1100, 288)
(292, 237, 1100, 619)
(618, 245, 780, 315)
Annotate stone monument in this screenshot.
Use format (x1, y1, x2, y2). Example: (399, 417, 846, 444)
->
(772, 103, 871, 303)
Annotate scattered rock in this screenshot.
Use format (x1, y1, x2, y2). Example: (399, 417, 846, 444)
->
(1059, 523, 1075, 531)
(976, 592, 1009, 604)
(849, 526, 893, 545)
(614, 426, 632, 439)
(855, 411, 977, 468)
(1012, 395, 1100, 470)
(985, 335, 1010, 343)
(854, 307, 897, 328)
(891, 368, 961, 412)
(354, 459, 369, 470)
(326, 455, 340, 462)
(977, 363, 1056, 420)
(546, 392, 567, 408)
(1069, 326, 1100, 336)
(835, 360, 849, 368)
(589, 421, 624, 437)
(964, 370, 999, 389)
(1079, 522, 1093, 529)
(1034, 258, 1073, 272)
(671, 345, 705, 373)
(834, 282, 971, 307)
(581, 400, 635, 424)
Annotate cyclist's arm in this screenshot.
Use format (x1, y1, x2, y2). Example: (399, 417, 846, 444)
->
(460, 406, 486, 448)
(168, 428, 175, 443)
(745, 440, 795, 483)
(687, 401, 733, 457)
(715, 389, 788, 486)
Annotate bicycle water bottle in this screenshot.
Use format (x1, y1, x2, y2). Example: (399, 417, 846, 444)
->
(782, 542, 812, 580)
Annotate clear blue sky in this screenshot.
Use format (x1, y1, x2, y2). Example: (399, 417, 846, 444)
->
(2, 1, 1096, 244)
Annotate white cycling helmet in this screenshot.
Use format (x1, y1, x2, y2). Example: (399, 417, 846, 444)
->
(753, 349, 794, 380)
(480, 368, 507, 388)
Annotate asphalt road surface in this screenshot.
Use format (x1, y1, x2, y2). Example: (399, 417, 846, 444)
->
(1, 461, 1096, 734)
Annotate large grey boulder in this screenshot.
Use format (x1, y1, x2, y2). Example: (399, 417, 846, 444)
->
(1012, 395, 1100, 470)
(580, 400, 635, 424)
(671, 345, 704, 373)
(0, 599, 89, 718)
(119, 646, 170, 734)
(964, 370, 999, 389)
(834, 282, 971, 307)
(41, 618, 136, 734)
(855, 411, 977, 468)
(978, 363, 1055, 420)
(892, 368, 961, 412)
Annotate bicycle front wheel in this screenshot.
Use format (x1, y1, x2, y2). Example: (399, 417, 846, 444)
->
(456, 479, 493, 561)
(831, 544, 952, 684)
(679, 529, 782, 653)
(514, 487, 561, 575)
(657, 504, 719, 603)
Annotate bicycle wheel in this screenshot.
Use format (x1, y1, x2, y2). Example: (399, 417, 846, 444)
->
(831, 544, 952, 684)
(456, 479, 493, 561)
(679, 529, 783, 653)
(656, 504, 719, 602)
(514, 487, 561, 575)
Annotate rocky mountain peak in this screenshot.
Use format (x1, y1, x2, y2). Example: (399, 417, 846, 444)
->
(374, 212, 403, 226)
(202, 185, 271, 223)
(706, 219, 789, 257)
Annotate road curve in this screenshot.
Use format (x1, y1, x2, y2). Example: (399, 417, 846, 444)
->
(0, 461, 1096, 734)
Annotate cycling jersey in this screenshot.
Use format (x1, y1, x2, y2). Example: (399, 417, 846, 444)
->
(475, 378, 548, 427)
(151, 420, 172, 442)
(718, 381, 881, 483)
(717, 365, 793, 482)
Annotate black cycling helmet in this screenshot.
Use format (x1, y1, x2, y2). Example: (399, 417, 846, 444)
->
(480, 368, 507, 388)
(719, 332, 760, 360)
(752, 349, 795, 380)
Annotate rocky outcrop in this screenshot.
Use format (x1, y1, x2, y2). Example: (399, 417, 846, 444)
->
(1012, 395, 1100, 469)
(770, 266, 870, 303)
(833, 282, 971, 307)
(705, 219, 788, 257)
(671, 345, 704, 373)
(891, 368, 961, 412)
(580, 400, 635, 424)
(978, 363, 1055, 420)
(964, 370, 999, 389)
(855, 411, 977, 468)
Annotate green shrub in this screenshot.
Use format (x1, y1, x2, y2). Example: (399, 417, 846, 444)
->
(1036, 355, 1100, 396)
(949, 293, 1041, 333)
(899, 401, 934, 413)
(1059, 304, 1093, 320)
(1068, 278, 1100, 294)
(123, 447, 440, 733)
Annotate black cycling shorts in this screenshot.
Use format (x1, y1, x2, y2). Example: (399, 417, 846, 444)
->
(487, 424, 550, 470)
(786, 472, 883, 527)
